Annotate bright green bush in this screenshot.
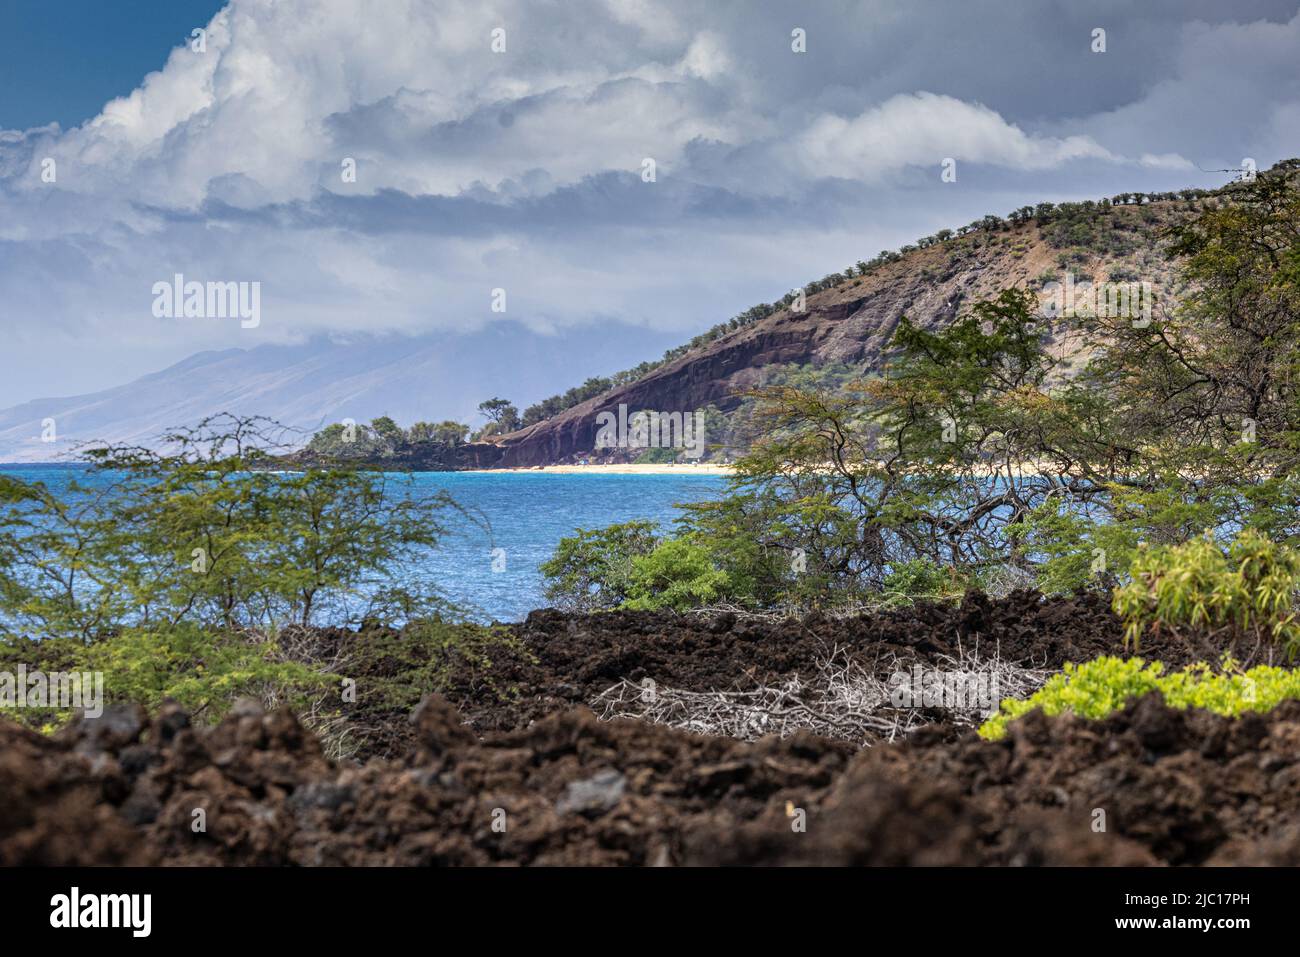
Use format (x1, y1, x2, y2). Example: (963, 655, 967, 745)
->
(979, 655, 1300, 740)
(1112, 529, 1300, 654)
(542, 524, 748, 612)
(84, 623, 329, 722)
(623, 537, 734, 611)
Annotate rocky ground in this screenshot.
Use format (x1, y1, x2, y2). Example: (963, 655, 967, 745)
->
(442, 590, 1196, 731)
(4, 591, 1299, 866)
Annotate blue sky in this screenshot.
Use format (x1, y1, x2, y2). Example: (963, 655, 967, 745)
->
(0, 1, 228, 130)
(1, 0, 1299, 417)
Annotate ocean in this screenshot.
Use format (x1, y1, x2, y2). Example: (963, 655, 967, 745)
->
(0, 464, 727, 624)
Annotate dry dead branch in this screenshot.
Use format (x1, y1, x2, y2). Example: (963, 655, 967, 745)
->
(592, 649, 1052, 746)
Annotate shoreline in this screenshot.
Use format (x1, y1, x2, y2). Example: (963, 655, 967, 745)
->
(463, 462, 735, 475)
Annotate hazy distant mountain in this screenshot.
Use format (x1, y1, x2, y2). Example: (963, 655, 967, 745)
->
(0, 323, 679, 463)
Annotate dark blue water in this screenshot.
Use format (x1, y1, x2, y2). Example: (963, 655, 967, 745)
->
(0, 464, 726, 623)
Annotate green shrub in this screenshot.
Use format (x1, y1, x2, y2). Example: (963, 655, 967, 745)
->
(342, 618, 526, 712)
(542, 524, 748, 613)
(86, 623, 329, 722)
(539, 521, 659, 612)
(979, 655, 1300, 740)
(881, 558, 969, 605)
(1112, 530, 1300, 655)
(623, 537, 734, 611)
(1015, 480, 1227, 595)
(0, 624, 329, 732)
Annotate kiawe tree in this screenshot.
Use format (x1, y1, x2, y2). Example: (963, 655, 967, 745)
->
(370, 416, 405, 451)
(477, 397, 521, 434)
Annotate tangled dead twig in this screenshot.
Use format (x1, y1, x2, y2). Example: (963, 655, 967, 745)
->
(258, 623, 360, 762)
(679, 594, 967, 623)
(592, 650, 1053, 746)
(593, 671, 911, 744)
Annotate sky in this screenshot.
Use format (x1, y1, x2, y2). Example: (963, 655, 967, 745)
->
(1, 0, 1298, 411)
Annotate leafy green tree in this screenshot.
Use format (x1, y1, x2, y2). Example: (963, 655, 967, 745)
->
(407, 421, 435, 442)
(2, 416, 461, 635)
(407, 420, 470, 445)
(477, 398, 520, 433)
(680, 287, 1088, 601)
(370, 416, 405, 450)
(1092, 167, 1300, 481)
(435, 420, 470, 444)
(306, 420, 381, 459)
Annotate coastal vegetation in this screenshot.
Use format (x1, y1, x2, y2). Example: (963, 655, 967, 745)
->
(306, 415, 472, 460)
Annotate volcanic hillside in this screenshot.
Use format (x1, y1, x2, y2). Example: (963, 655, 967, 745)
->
(487, 191, 1205, 467)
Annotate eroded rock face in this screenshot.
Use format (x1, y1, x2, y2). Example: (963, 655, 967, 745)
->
(492, 299, 869, 467)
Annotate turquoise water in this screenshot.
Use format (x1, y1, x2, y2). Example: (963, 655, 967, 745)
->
(0, 465, 726, 623)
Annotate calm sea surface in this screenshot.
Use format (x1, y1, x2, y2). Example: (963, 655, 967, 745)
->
(0, 465, 727, 623)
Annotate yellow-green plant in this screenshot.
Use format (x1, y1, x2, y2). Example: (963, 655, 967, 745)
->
(1111, 529, 1300, 655)
(979, 655, 1300, 740)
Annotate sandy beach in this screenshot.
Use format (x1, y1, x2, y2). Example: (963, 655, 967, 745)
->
(465, 462, 735, 475)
